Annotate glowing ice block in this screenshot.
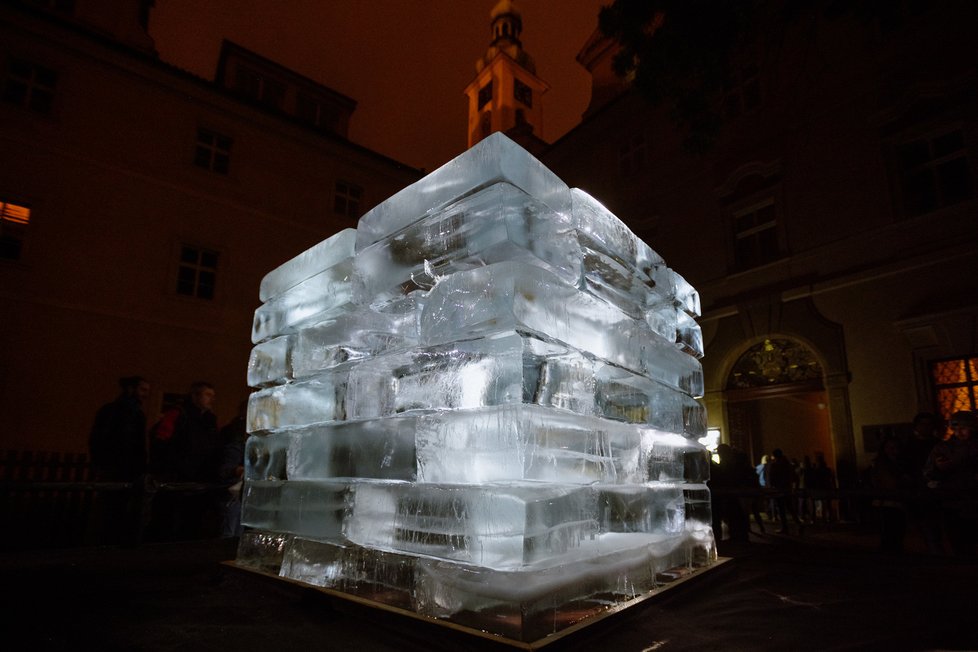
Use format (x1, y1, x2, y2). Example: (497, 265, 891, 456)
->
(237, 133, 715, 643)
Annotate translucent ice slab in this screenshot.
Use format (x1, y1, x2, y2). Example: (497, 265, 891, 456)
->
(341, 480, 688, 570)
(259, 228, 356, 302)
(248, 303, 422, 389)
(354, 182, 685, 320)
(252, 405, 705, 488)
(356, 133, 572, 250)
(290, 304, 420, 381)
(353, 182, 580, 306)
(286, 416, 421, 481)
(414, 405, 636, 484)
(421, 262, 704, 395)
(248, 332, 703, 434)
(244, 432, 288, 480)
(247, 335, 290, 388)
(247, 334, 526, 433)
(252, 257, 354, 344)
(569, 189, 663, 271)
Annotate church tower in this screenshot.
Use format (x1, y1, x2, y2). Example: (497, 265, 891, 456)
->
(464, 0, 550, 152)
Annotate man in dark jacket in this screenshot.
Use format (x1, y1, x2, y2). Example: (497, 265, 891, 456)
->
(90, 376, 150, 481)
(151, 382, 220, 482)
(89, 375, 150, 543)
(149, 381, 220, 539)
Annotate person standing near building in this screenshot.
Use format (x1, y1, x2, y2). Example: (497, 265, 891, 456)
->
(766, 448, 803, 535)
(89, 375, 150, 543)
(90, 376, 150, 481)
(924, 411, 978, 556)
(149, 381, 221, 539)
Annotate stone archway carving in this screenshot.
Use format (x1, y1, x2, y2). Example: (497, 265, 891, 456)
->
(727, 338, 823, 390)
(701, 296, 857, 484)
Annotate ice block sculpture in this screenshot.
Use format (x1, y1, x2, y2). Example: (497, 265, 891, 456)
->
(237, 133, 715, 642)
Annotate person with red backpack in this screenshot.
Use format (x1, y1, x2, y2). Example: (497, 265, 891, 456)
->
(148, 381, 221, 539)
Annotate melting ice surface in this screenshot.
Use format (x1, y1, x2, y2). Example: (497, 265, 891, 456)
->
(237, 133, 715, 641)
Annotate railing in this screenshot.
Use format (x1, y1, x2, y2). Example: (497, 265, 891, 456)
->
(0, 450, 232, 550)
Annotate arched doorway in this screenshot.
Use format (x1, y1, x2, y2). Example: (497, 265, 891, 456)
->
(724, 338, 833, 467)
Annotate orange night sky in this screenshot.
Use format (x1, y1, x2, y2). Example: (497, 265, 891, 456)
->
(150, 0, 610, 173)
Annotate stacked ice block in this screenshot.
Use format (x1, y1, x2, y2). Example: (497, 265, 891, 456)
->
(238, 133, 714, 641)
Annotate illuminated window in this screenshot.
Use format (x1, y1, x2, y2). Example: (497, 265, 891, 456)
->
(194, 128, 232, 174)
(176, 245, 218, 300)
(478, 81, 492, 109)
(513, 79, 532, 108)
(896, 127, 972, 216)
(931, 356, 978, 427)
(333, 181, 362, 219)
(0, 199, 30, 260)
(732, 199, 780, 270)
(2, 58, 57, 114)
(619, 133, 647, 178)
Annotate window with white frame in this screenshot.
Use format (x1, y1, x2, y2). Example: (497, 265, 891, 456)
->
(2, 57, 57, 114)
(732, 199, 780, 270)
(176, 244, 219, 300)
(333, 180, 363, 219)
(194, 128, 232, 175)
(895, 127, 972, 216)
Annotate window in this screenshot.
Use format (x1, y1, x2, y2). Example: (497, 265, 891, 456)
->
(0, 199, 30, 260)
(194, 128, 232, 174)
(931, 356, 978, 427)
(333, 181, 362, 219)
(513, 79, 532, 108)
(722, 62, 760, 120)
(296, 94, 339, 132)
(2, 58, 57, 114)
(176, 245, 218, 300)
(478, 81, 493, 109)
(896, 127, 972, 216)
(732, 199, 780, 270)
(233, 65, 285, 109)
(481, 111, 492, 138)
(619, 133, 647, 178)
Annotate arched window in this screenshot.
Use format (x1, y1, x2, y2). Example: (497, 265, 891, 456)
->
(727, 338, 822, 389)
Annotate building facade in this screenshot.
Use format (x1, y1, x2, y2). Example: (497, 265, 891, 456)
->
(0, 0, 420, 453)
(544, 2, 978, 480)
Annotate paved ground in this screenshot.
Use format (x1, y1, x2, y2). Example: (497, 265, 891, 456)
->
(1, 522, 974, 651)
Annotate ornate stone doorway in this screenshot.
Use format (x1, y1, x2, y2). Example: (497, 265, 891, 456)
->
(724, 338, 833, 466)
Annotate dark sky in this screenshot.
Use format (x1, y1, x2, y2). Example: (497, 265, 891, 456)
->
(150, 0, 609, 172)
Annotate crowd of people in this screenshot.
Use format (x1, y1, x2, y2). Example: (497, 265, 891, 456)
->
(868, 410, 978, 556)
(88, 377, 247, 544)
(708, 410, 978, 557)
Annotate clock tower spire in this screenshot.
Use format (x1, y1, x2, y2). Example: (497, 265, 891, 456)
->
(464, 0, 550, 152)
